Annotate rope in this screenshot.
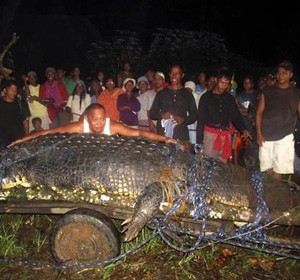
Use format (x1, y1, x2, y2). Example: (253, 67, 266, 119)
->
(187, 144, 210, 219)
(1, 142, 300, 269)
(159, 167, 187, 213)
(231, 170, 270, 241)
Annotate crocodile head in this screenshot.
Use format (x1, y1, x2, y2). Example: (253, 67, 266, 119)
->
(0, 163, 31, 190)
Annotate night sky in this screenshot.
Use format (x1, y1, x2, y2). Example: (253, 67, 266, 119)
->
(2, 0, 300, 74)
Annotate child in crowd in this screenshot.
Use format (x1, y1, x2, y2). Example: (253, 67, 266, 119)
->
(30, 117, 44, 134)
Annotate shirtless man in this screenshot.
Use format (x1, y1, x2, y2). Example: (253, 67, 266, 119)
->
(11, 103, 177, 146)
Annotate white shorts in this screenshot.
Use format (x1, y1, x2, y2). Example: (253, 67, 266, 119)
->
(259, 133, 294, 174)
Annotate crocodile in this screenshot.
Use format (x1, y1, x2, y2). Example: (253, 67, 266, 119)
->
(0, 133, 299, 241)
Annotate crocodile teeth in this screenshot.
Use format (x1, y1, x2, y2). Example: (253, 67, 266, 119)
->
(1, 175, 31, 189)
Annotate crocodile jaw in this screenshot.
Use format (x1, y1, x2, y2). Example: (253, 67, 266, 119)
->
(1, 175, 31, 189)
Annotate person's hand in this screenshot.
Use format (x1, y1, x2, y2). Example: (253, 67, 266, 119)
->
(68, 112, 73, 122)
(43, 98, 55, 106)
(173, 116, 184, 126)
(7, 139, 21, 147)
(161, 112, 172, 119)
(164, 138, 185, 151)
(149, 122, 157, 133)
(43, 98, 57, 111)
(165, 137, 177, 144)
(239, 107, 248, 116)
(119, 105, 131, 111)
(27, 95, 34, 103)
(21, 74, 28, 84)
(241, 130, 252, 141)
(256, 133, 264, 146)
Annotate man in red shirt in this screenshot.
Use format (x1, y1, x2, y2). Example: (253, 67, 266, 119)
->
(39, 67, 69, 128)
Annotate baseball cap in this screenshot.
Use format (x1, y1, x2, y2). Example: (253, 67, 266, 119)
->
(155, 72, 165, 81)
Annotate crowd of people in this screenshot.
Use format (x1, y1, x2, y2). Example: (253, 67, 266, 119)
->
(1, 60, 300, 183)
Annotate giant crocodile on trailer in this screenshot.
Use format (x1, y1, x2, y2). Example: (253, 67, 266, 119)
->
(0, 133, 300, 265)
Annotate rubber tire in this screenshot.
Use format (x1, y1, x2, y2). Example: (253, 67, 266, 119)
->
(49, 208, 121, 264)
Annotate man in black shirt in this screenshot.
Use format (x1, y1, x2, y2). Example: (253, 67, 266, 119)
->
(196, 69, 250, 163)
(256, 60, 300, 181)
(0, 80, 30, 149)
(149, 64, 197, 151)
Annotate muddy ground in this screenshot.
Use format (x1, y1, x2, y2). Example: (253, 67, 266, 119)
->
(0, 214, 299, 280)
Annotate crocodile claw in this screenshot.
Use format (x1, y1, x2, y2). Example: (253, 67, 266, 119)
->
(121, 182, 163, 242)
(122, 223, 142, 242)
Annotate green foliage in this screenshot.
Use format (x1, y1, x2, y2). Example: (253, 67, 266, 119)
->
(0, 217, 27, 258)
(32, 231, 47, 253)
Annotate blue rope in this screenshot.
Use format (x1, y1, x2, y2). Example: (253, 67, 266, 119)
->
(187, 144, 210, 219)
(1, 142, 300, 269)
(220, 239, 300, 260)
(231, 170, 270, 241)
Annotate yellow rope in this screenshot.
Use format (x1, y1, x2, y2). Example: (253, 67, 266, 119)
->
(159, 167, 188, 213)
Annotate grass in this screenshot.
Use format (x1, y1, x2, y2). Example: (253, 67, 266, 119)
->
(0, 214, 299, 279)
(0, 229, 27, 257)
(0, 218, 28, 258)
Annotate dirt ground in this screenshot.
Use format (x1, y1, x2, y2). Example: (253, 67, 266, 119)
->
(0, 215, 299, 280)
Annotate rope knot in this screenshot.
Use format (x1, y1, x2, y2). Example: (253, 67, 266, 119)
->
(159, 166, 187, 213)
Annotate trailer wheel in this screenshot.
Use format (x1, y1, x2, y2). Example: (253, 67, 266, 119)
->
(50, 208, 121, 264)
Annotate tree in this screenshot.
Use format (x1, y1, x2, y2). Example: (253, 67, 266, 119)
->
(0, 0, 21, 77)
(0, 33, 19, 79)
(86, 30, 143, 76)
(146, 28, 228, 74)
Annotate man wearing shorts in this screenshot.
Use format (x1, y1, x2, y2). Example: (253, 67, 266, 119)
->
(256, 60, 300, 181)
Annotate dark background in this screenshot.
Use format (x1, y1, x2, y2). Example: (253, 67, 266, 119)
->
(1, 0, 300, 78)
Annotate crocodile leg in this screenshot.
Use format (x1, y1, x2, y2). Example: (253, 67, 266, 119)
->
(122, 182, 163, 242)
